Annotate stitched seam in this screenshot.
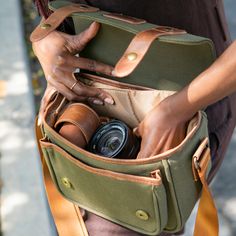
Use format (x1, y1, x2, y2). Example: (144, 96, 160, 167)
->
(128, 90, 141, 123)
(43, 111, 202, 165)
(41, 142, 162, 186)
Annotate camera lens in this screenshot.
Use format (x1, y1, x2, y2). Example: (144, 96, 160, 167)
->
(87, 120, 140, 159)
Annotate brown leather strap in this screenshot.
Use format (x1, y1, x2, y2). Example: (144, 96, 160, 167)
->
(34, 117, 88, 236)
(113, 27, 186, 77)
(192, 138, 219, 236)
(30, 4, 99, 42)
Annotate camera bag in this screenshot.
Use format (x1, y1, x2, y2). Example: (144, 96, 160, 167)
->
(32, 1, 219, 235)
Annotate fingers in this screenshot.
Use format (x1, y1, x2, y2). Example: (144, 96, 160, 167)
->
(47, 75, 87, 102)
(47, 71, 114, 105)
(73, 22, 100, 51)
(54, 53, 114, 76)
(68, 56, 114, 76)
(63, 22, 100, 53)
(135, 123, 187, 159)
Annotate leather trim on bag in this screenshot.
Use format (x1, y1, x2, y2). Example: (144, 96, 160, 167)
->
(113, 27, 186, 78)
(43, 100, 203, 165)
(103, 13, 147, 25)
(30, 4, 99, 42)
(40, 140, 163, 186)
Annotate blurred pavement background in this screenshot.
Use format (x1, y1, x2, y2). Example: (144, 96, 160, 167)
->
(0, 1, 236, 236)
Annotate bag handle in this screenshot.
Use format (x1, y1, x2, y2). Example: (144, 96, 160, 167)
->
(30, 3, 186, 78)
(34, 117, 89, 236)
(192, 138, 219, 236)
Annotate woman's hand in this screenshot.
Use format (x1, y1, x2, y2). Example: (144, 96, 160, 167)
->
(135, 40, 236, 159)
(135, 96, 192, 159)
(33, 22, 114, 122)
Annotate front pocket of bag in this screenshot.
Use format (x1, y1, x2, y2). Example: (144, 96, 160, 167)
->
(40, 140, 168, 235)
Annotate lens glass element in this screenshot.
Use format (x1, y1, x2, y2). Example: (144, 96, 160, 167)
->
(87, 120, 140, 159)
(96, 126, 125, 157)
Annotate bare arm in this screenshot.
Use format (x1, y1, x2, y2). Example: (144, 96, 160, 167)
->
(169, 40, 236, 120)
(137, 40, 236, 158)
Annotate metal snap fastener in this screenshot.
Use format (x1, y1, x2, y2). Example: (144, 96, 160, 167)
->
(40, 23, 52, 29)
(135, 210, 149, 221)
(61, 177, 73, 189)
(126, 52, 138, 61)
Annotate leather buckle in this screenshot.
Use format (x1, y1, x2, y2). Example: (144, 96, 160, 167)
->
(193, 156, 201, 171)
(192, 138, 209, 181)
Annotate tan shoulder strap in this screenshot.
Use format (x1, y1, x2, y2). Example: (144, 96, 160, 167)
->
(35, 117, 88, 236)
(192, 138, 219, 236)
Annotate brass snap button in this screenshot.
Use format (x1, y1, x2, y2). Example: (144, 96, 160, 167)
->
(126, 52, 138, 61)
(40, 23, 52, 29)
(61, 177, 73, 189)
(135, 210, 149, 221)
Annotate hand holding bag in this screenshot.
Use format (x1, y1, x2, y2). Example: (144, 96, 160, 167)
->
(31, 1, 219, 235)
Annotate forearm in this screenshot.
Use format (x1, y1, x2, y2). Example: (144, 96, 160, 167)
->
(168, 40, 236, 120)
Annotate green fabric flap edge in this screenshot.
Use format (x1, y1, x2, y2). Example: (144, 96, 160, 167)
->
(49, 1, 215, 47)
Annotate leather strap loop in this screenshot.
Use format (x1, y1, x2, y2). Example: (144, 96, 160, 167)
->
(34, 117, 88, 236)
(30, 4, 99, 42)
(113, 27, 186, 77)
(193, 138, 219, 236)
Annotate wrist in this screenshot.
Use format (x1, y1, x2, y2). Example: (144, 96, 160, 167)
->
(160, 92, 197, 124)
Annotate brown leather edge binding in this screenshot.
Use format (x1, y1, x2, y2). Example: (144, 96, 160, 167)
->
(192, 138, 219, 236)
(113, 26, 186, 78)
(35, 117, 88, 236)
(40, 140, 163, 186)
(103, 12, 146, 25)
(30, 4, 99, 42)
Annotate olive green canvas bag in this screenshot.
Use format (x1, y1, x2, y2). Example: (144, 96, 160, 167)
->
(31, 1, 219, 235)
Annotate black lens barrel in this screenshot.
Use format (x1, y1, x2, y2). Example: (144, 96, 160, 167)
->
(87, 120, 140, 159)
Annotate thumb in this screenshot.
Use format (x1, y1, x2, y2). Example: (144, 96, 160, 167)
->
(66, 22, 100, 53)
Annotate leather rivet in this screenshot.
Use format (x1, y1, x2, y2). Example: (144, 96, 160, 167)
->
(126, 52, 138, 61)
(40, 23, 52, 29)
(135, 210, 149, 221)
(61, 177, 73, 189)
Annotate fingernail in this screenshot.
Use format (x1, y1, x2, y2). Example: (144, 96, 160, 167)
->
(93, 99, 103, 105)
(111, 70, 116, 76)
(104, 98, 114, 105)
(74, 68, 80, 73)
(133, 127, 141, 137)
